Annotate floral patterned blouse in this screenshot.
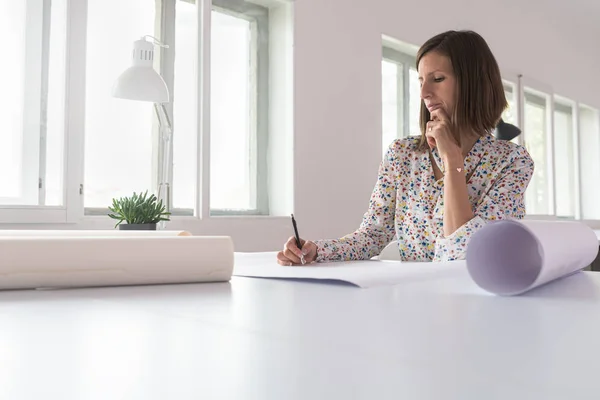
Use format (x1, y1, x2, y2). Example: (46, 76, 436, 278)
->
(314, 133, 534, 262)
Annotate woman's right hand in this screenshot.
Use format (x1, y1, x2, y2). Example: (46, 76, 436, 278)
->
(276, 236, 318, 266)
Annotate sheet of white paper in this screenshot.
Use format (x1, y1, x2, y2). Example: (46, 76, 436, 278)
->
(233, 252, 466, 288)
(466, 220, 599, 295)
(0, 236, 233, 290)
(0, 230, 192, 237)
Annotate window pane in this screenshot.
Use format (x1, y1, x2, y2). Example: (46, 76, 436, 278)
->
(0, 1, 26, 200)
(579, 106, 600, 219)
(502, 84, 517, 125)
(409, 67, 420, 136)
(524, 92, 550, 215)
(0, 0, 66, 206)
(503, 84, 520, 145)
(172, 0, 197, 212)
(45, 0, 68, 206)
(554, 104, 575, 217)
(84, 0, 156, 208)
(210, 11, 253, 210)
(382, 60, 400, 155)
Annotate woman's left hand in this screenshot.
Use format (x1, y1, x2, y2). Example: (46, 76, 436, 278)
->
(425, 108, 462, 163)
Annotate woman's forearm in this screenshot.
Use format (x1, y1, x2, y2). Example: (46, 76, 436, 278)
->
(443, 156, 474, 237)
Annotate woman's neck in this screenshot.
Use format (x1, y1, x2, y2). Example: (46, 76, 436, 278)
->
(460, 132, 480, 158)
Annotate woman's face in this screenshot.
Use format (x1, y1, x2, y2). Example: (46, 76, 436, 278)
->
(418, 51, 457, 118)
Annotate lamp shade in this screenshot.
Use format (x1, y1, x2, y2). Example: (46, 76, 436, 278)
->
(112, 38, 169, 103)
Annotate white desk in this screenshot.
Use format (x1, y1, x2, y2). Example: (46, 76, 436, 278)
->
(1, 264, 600, 400)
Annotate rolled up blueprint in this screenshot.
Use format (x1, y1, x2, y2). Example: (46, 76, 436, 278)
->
(0, 230, 192, 236)
(0, 236, 233, 290)
(466, 220, 598, 295)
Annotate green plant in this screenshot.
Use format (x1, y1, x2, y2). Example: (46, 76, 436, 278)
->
(108, 190, 171, 227)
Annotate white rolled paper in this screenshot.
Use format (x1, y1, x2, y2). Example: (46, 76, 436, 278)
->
(0, 236, 233, 290)
(466, 220, 598, 295)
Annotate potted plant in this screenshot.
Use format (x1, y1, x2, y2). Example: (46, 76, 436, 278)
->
(108, 190, 171, 230)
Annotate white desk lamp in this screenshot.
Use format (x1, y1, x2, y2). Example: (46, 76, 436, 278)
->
(112, 35, 172, 225)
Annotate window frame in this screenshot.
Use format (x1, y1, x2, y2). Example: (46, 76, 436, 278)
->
(83, 0, 271, 218)
(82, 0, 166, 217)
(521, 77, 555, 217)
(552, 96, 579, 219)
(0, 0, 74, 223)
(208, 0, 270, 216)
(381, 47, 416, 141)
(501, 78, 521, 145)
(577, 104, 600, 223)
(1, 0, 50, 207)
(0, 0, 275, 224)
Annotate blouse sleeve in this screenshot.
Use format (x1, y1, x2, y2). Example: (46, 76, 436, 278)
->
(434, 148, 535, 262)
(313, 142, 400, 262)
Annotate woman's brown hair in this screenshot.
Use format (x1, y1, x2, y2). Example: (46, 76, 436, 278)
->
(416, 30, 507, 150)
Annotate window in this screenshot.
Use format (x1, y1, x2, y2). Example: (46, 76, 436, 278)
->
(502, 82, 518, 126)
(0, 0, 292, 224)
(172, 0, 270, 215)
(82, 0, 272, 215)
(408, 68, 420, 137)
(172, 0, 271, 215)
(45, 0, 68, 207)
(381, 48, 419, 156)
(523, 89, 551, 215)
(84, 0, 156, 210)
(501, 81, 520, 145)
(208, 1, 269, 214)
(553, 99, 576, 218)
(579, 106, 600, 220)
(172, 0, 198, 214)
(502, 78, 600, 221)
(381, 60, 401, 155)
(0, 0, 67, 206)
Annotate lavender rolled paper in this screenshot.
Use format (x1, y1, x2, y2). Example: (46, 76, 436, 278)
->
(466, 220, 599, 295)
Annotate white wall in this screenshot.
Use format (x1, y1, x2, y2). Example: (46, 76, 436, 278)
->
(292, 0, 600, 248)
(4, 0, 599, 252)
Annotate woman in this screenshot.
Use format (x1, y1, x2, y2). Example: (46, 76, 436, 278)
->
(278, 30, 534, 265)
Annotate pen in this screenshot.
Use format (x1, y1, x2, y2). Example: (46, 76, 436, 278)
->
(291, 214, 305, 265)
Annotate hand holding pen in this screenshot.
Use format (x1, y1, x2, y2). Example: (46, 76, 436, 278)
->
(276, 214, 318, 266)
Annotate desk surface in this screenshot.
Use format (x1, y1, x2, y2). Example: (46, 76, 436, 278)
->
(1, 265, 600, 400)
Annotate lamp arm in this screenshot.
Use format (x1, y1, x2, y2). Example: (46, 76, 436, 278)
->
(142, 35, 169, 49)
(154, 102, 172, 132)
(154, 103, 173, 217)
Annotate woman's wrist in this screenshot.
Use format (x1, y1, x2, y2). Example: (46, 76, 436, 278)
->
(442, 153, 464, 172)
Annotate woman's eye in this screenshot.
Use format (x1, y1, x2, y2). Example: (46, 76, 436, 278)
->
(434, 77, 445, 83)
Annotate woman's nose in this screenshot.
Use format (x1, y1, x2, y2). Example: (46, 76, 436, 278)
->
(420, 81, 431, 100)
